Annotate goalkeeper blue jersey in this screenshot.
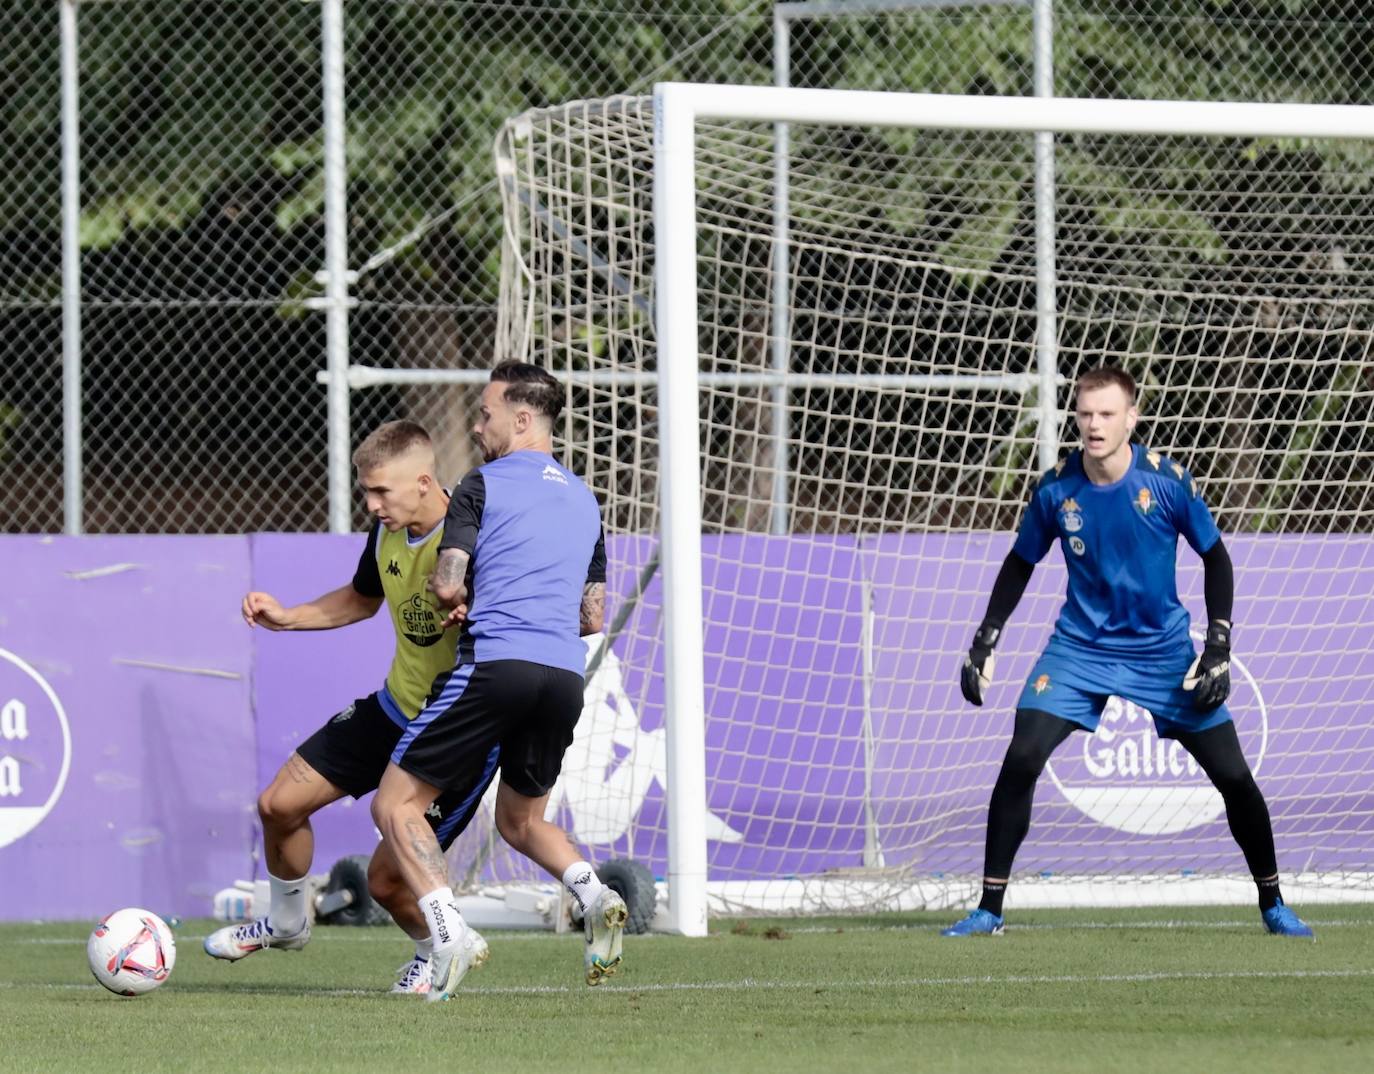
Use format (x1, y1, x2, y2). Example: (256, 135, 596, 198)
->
(1011, 443, 1221, 659)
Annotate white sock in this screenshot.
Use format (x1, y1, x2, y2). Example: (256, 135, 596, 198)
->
(414, 936, 434, 960)
(418, 886, 464, 953)
(563, 861, 606, 916)
(268, 871, 308, 935)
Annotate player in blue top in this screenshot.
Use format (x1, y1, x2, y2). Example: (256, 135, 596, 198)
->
(371, 361, 628, 1002)
(944, 366, 1313, 939)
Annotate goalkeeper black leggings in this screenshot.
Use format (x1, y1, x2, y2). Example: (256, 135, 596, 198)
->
(983, 708, 1278, 881)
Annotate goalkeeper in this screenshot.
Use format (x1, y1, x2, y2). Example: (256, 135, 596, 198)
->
(945, 366, 1312, 939)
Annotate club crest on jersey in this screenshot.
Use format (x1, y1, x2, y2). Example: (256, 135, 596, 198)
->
(1134, 488, 1154, 515)
(1033, 674, 1052, 695)
(1059, 497, 1084, 533)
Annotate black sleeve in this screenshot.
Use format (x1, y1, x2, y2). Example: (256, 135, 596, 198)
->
(586, 525, 607, 585)
(1201, 536, 1234, 624)
(980, 549, 1036, 630)
(351, 524, 384, 598)
(439, 469, 486, 555)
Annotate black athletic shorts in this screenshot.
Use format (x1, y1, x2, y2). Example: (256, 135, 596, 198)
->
(295, 692, 497, 851)
(391, 660, 585, 801)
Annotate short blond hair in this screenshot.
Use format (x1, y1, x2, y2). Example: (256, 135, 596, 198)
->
(352, 420, 433, 474)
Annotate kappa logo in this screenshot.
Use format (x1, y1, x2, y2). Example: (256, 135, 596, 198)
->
(331, 702, 356, 723)
(541, 463, 568, 486)
(425, 802, 442, 820)
(1170, 462, 1185, 480)
(1146, 451, 1162, 470)
(386, 559, 402, 577)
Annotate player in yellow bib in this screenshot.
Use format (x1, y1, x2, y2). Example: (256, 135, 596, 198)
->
(204, 420, 497, 995)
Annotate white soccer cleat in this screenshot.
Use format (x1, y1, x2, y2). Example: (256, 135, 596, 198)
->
(391, 955, 432, 995)
(583, 888, 628, 986)
(393, 930, 489, 996)
(203, 917, 310, 961)
(425, 925, 489, 1003)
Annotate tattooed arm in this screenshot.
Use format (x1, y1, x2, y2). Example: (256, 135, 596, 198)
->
(429, 547, 471, 628)
(579, 581, 605, 636)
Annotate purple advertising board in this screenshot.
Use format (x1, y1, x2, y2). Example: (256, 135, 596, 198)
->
(1, 532, 1371, 920)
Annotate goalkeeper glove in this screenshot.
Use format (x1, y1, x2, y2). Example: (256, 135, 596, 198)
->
(959, 622, 1001, 707)
(1183, 619, 1231, 712)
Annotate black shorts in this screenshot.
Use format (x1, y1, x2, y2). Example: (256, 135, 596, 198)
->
(296, 693, 496, 851)
(392, 660, 585, 801)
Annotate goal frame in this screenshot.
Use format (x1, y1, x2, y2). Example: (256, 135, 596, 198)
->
(653, 82, 1374, 936)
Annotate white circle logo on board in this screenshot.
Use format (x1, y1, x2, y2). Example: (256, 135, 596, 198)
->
(1044, 638, 1266, 836)
(0, 648, 73, 848)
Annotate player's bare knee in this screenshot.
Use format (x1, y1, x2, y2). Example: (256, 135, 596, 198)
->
(257, 785, 307, 830)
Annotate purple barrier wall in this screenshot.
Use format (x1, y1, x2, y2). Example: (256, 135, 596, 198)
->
(2, 532, 1371, 920)
(0, 537, 256, 921)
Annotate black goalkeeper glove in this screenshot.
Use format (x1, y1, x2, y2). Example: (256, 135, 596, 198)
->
(959, 622, 1002, 707)
(1183, 619, 1232, 712)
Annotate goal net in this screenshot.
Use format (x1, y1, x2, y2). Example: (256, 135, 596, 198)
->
(466, 88, 1374, 921)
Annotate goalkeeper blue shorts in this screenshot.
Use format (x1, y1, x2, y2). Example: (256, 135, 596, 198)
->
(1015, 636, 1232, 739)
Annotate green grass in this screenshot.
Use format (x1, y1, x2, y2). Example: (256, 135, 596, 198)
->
(4, 905, 1373, 1074)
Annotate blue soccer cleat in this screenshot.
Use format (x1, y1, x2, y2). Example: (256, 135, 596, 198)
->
(1262, 900, 1314, 939)
(941, 908, 1005, 937)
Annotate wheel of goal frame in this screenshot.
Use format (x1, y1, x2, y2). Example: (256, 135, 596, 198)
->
(318, 854, 392, 927)
(596, 858, 658, 935)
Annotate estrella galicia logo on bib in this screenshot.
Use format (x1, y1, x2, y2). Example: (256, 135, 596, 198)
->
(401, 592, 445, 647)
(0, 648, 72, 848)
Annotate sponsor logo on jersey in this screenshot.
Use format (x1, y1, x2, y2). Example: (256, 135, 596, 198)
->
(1134, 488, 1153, 515)
(401, 592, 445, 647)
(542, 463, 568, 486)
(1033, 674, 1052, 695)
(1060, 497, 1084, 533)
(1069, 536, 1086, 556)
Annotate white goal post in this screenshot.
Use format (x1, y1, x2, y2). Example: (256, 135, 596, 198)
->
(488, 84, 1374, 937)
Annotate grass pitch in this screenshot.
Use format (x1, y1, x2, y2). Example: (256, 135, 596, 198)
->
(3, 905, 1372, 1074)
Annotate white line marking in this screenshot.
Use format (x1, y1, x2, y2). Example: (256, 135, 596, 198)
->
(4, 968, 1372, 998)
(13, 917, 1370, 945)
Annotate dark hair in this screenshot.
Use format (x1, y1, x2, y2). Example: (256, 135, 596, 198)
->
(490, 360, 564, 423)
(351, 419, 433, 472)
(1075, 365, 1137, 403)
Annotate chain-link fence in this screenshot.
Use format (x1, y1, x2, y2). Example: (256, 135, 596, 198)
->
(2, 1, 1371, 533)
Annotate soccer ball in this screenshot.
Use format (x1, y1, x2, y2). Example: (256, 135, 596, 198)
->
(87, 908, 177, 997)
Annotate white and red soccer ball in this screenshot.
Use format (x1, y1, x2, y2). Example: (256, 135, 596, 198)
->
(87, 908, 177, 997)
